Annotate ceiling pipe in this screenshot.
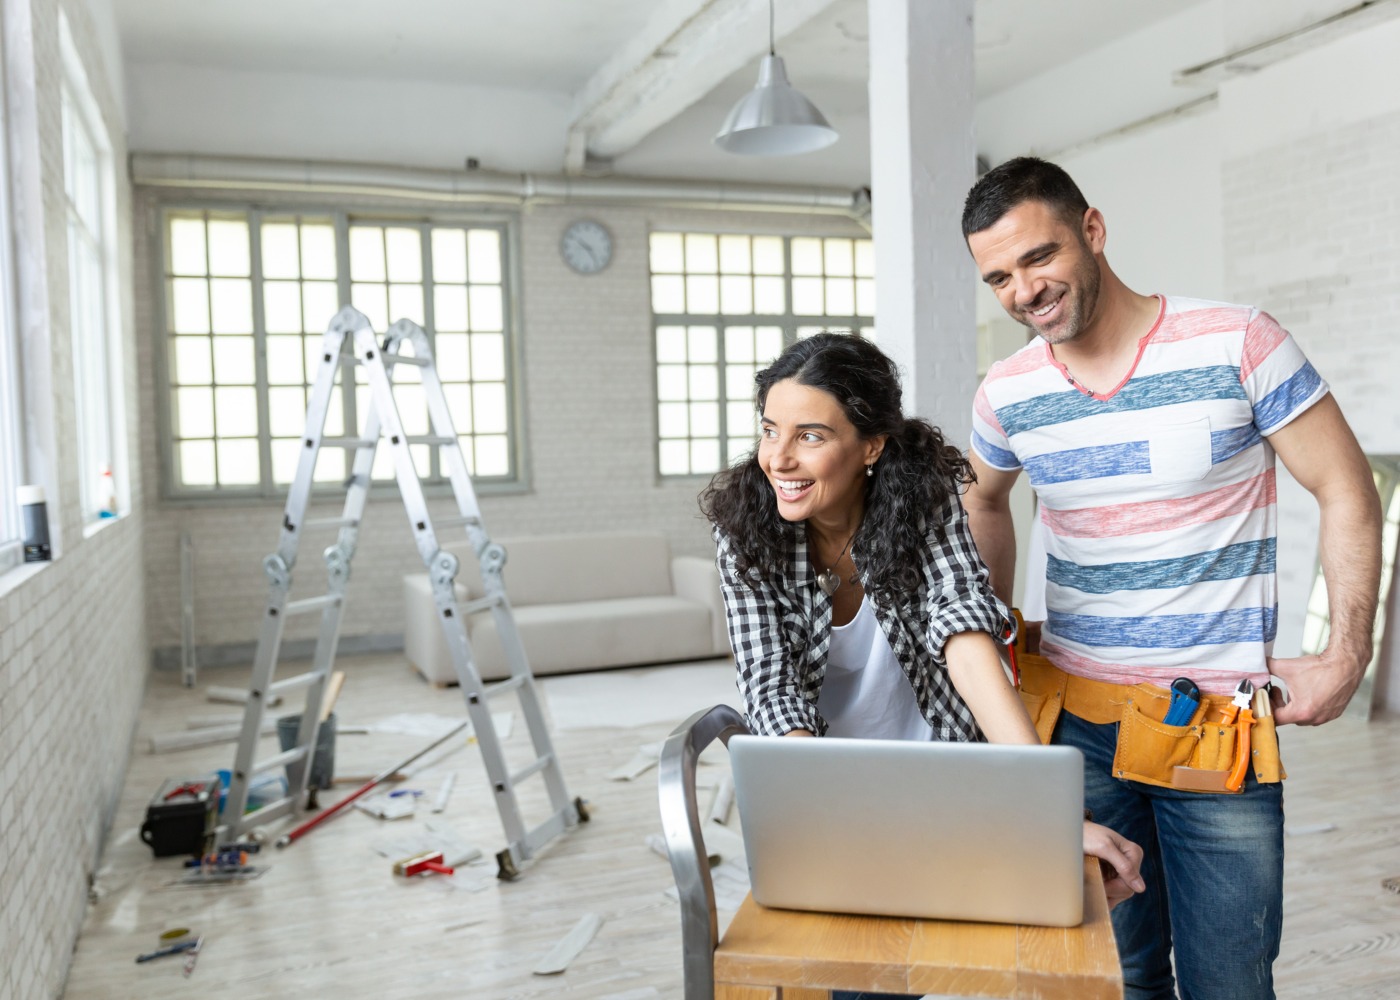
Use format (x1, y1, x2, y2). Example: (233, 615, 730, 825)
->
(128, 153, 870, 221)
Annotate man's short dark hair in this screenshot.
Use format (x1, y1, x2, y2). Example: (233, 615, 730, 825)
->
(961, 156, 1090, 239)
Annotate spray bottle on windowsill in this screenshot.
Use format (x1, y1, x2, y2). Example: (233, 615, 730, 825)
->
(99, 464, 117, 519)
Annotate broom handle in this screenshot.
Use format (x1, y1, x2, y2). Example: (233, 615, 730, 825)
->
(276, 720, 471, 848)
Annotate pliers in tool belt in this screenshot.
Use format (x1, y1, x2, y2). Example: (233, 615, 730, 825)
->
(1220, 679, 1256, 792)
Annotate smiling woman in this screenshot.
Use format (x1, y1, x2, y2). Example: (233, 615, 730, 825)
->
(696, 334, 1148, 969)
(698, 332, 1032, 744)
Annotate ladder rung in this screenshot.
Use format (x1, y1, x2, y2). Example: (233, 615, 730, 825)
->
(254, 745, 309, 775)
(320, 437, 377, 449)
(304, 516, 359, 529)
(509, 754, 554, 786)
(404, 435, 457, 446)
(385, 354, 429, 367)
(232, 794, 298, 829)
(269, 670, 322, 697)
(434, 515, 481, 529)
(484, 675, 527, 698)
(282, 595, 342, 616)
(460, 595, 505, 615)
(522, 810, 573, 855)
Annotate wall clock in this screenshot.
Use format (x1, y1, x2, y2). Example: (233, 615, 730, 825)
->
(560, 219, 613, 274)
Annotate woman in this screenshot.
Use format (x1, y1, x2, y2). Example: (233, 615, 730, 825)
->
(700, 334, 1143, 948)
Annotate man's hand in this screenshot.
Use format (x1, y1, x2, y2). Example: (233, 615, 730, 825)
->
(1083, 821, 1145, 910)
(1268, 650, 1368, 726)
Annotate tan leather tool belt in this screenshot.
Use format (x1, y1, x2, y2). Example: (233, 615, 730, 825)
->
(1013, 626, 1285, 793)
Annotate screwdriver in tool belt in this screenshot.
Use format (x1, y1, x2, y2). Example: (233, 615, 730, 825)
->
(1221, 679, 1256, 793)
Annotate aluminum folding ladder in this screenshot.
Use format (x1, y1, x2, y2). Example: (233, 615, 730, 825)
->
(221, 305, 585, 878)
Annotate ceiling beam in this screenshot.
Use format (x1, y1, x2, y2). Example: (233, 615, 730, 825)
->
(564, 0, 840, 173)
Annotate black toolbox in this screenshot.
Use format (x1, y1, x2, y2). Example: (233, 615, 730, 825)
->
(140, 777, 219, 857)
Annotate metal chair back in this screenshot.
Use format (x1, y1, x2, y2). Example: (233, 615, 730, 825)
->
(657, 704, 750, 1000)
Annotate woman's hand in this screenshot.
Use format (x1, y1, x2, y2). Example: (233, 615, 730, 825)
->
(1083, 821, 1145, 910)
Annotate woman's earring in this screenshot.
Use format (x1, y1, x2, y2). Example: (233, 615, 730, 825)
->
(865, 464, 874, 477)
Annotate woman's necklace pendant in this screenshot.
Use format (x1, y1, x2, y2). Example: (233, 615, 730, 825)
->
(815, 528, 857, 598)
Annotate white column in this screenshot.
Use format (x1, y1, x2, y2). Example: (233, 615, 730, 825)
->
(867, 0, 977, 443)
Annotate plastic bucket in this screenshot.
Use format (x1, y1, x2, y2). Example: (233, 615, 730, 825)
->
(213, 768, 287, 815)
(276, 712, 337, 790)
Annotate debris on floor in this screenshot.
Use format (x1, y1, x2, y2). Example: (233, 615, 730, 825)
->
(370, 822, 482, 868)
(664, 860, 750, 911)
(705, 774, 734, 825)
(532, 913, 603, 975)
(354, 791, 418, 821)
(607, 742, 663, 781)
(430, 773, 456, 813)
(205, 685, 281, 708)
(646, 831, 718, 868)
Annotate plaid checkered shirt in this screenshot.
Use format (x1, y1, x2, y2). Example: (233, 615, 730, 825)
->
(715, 494, 1015, 740)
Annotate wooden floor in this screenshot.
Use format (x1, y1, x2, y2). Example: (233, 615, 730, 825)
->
(62, 653, 1400, 999)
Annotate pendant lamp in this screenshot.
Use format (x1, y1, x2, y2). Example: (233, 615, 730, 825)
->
(714, 0, 838, 156)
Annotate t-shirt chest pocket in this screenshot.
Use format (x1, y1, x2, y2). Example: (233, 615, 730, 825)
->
(1147, 417, 1212, 483)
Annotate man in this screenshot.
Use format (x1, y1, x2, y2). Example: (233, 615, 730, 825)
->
(960, 157, 1382, 1000)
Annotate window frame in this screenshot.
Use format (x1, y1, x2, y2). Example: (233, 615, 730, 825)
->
(648, 231, 875, 480)
(153, 202, 529, 501)
(0, 37, 22, 572)
(61, 25, 126, 526)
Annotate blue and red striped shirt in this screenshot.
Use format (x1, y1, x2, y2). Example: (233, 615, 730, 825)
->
(971, 296, 1328, 694)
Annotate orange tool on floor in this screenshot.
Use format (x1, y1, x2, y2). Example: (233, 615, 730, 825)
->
(1222, 679, 1256, 793)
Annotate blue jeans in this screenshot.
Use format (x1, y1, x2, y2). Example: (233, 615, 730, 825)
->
(1055, 710, 1284, 1000)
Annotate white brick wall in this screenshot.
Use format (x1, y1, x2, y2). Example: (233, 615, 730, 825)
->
(0, 0, 147, 997)
(1223, 109, 1400, 661)
(133, 191, 864, 654)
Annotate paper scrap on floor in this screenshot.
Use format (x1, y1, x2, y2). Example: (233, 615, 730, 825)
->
(665, 861, 749, 911)
(355, 792, 417, 821)
(370, 823, 483, 868)
(533, 913, 603, 975)
(608, 742, 663, 781)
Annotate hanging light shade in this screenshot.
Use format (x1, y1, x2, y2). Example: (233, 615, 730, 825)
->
(714, 53, 839, 156)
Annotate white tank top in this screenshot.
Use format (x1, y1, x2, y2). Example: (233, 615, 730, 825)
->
(818, 596, 935, 741)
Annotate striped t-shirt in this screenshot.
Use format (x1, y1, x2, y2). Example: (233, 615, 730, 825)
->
(971, 295, 1328, 694)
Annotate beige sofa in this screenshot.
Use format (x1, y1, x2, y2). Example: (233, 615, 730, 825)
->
(402, 531, 730, 684)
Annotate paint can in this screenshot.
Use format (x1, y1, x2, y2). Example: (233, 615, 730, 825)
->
(276, 712, 337, 790)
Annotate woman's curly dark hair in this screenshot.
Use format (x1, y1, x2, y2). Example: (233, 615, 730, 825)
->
(698, 332, 973, 602)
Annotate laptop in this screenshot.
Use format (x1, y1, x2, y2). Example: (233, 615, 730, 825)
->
(728, 735, 1085, 926)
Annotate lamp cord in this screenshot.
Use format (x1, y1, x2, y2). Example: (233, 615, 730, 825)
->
(768, 0, 775, 54)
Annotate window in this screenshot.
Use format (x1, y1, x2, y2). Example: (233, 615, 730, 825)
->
(63, 25, 124, 523)
(649, 232, 875, 476)
(161, 210, 518, 495)
(0, 42, 21, 572)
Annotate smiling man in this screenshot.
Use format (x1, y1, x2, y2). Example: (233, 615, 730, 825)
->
(960, 157, 1382, 1000)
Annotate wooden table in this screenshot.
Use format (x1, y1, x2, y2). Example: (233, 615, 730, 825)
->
(713, 859, 1122, 1000)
